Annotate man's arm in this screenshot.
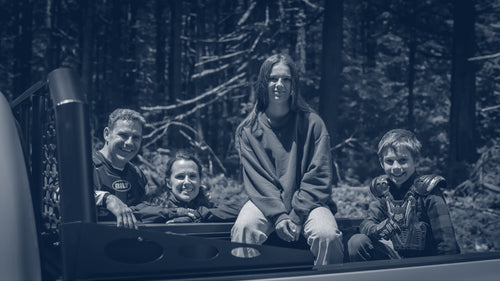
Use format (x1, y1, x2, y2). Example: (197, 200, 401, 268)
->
(95, 190, 109, 206)
(105, 194, 138, 229)
(93, 164, 138, 229)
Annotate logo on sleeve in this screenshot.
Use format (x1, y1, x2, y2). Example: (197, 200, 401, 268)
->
(112, 180, 131, 192)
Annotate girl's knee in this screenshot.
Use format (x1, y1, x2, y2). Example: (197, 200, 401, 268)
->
(231, 219, 253, 238)
(231, 219, 268, 244)
(232, 215, 261, 233)
(309, 224, 343, 244)
(325, 228, 343, 243)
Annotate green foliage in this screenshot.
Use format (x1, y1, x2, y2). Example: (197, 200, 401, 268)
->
(447, 194, 500, 253)
(203, 173, 248, 210)
(454, 141, 500, 196)
(331, 186, 371, 218)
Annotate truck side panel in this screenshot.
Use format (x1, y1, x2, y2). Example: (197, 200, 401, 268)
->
(0, 92, 41, 281)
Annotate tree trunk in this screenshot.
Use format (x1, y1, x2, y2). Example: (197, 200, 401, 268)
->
(295, 2, 306, 76)
(123, 0, 138, 106)
(168, 0, 182, 103)
(194, 0, 206, 150)
(449, 0, 477, 187)
(80, 0, 93, 111)
(319, 0, 343, 146)
(13, 0, 33, 96)
(362, 0, 376, 70)
(407, 0, 417, 131)
(45, 0, 59, 72)
(109, 0, 123, 107)
(155, 0, 167, 102)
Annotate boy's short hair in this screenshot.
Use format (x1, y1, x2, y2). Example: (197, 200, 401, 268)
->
(378, 129, 422, 162)
(107, 108, 146, 131)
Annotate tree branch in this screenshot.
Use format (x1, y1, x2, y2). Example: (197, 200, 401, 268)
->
(136, 154, 163, 187)
(141, 73, 246, 111)
(179, 130, 227, 175)
(468, 52, 500, 61)
(238, 1, 257, 26)
(142, 121, 198, 149)
(195, 50, 247, 67)
(481, 104, 500, 112)
(191, 63, 230, 79)
(173, 82, 247, 121)
(301, 0, 324, 11)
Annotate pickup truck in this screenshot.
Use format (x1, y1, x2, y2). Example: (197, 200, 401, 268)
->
(1, 68, 499, 280)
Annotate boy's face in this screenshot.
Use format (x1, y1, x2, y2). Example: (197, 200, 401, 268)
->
(380, 147, 417, 187)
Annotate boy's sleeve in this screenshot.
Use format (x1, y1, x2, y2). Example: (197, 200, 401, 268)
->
(360, 199, 388, 237)
(425, 188, 460, 255)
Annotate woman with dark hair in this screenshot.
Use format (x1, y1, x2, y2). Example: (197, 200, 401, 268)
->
(231, 54, 344, 265)
(133, 150, 237, 223)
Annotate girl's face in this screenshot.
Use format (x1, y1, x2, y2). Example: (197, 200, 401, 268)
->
(380, 147, 417, 187)
(168, 159, 201, 203)
(267, 62, 292, 106)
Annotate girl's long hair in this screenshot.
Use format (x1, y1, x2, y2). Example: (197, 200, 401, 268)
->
(235, 54, 312, 151)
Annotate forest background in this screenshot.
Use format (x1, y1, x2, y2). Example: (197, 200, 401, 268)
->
(0, 0, 499, 254)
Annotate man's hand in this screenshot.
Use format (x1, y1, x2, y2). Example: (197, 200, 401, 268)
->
(106, 194, 138, 229)
(275, 219, 301, 242)
(374, 218, 400, 240)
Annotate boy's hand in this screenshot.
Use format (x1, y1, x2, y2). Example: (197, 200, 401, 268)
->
(374, 218, 400, 240)
(106, 194, 138, 229)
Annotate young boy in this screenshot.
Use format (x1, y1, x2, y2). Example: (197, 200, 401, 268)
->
(348, 129, 460, 261)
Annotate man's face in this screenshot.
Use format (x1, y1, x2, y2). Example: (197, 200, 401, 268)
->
(267, 62, 292, 106)
(104, 119, 142, 168)
(169, 159, 201, 203)
(380, 147, 417, 187)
